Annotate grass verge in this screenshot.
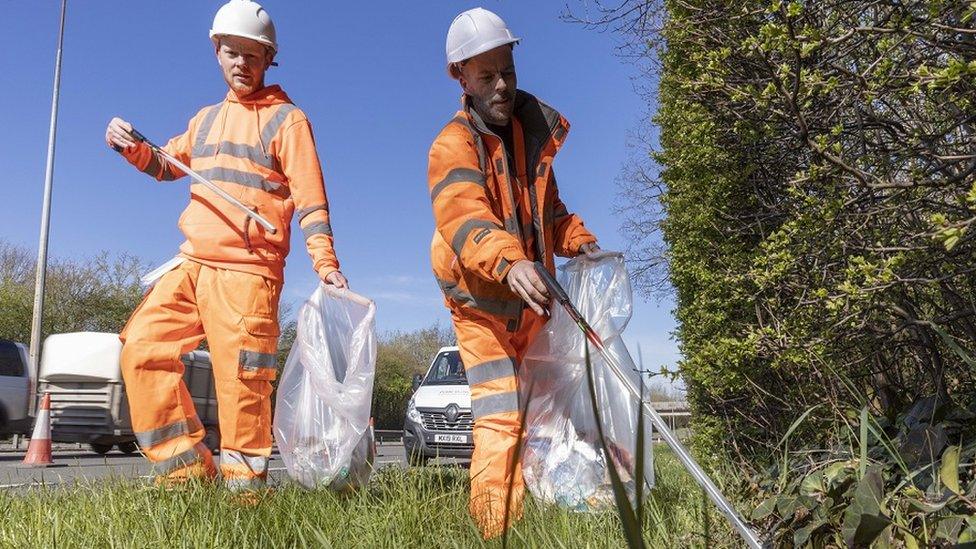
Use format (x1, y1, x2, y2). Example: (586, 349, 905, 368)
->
(0, 448, 741, 548)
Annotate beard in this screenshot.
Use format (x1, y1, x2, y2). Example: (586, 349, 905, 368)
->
(471, 92, 514, 125)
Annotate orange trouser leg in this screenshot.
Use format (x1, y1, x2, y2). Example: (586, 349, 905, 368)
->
(120, 261, 215, 480)
(452, 307, 544, 539)
(196, 266, 281, 492)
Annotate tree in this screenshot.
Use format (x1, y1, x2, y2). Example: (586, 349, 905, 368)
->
(0, 240, 146, 346)
(568, 1, 976, 464)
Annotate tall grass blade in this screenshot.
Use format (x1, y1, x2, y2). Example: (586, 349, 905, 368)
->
(502, 378, 535, 549)
(859, 406, 868, 478)
(635, 367, 646, 530)
(582, 341, 645, 549)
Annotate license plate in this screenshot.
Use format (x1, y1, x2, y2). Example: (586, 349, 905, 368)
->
(434, 434, 467, 443)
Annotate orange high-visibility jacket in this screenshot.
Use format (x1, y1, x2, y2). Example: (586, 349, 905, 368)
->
(428, 90, 596, 328)
(121, 85, 338, 281)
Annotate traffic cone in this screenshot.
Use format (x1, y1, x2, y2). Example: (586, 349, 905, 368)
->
(22, 393, 54, 467)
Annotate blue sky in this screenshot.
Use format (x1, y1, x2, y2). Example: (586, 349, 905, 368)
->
(3, 2, 680, 388)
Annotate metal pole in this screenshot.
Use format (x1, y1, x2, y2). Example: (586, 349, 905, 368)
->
(28, 0, 67, 416)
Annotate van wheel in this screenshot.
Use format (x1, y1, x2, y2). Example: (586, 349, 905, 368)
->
(90, 443, 112, 455)
(117, 441, 138, 455)
(203, 426, 220, 454)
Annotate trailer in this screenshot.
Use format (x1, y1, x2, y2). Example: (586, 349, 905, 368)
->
(38, 332, 220, 455)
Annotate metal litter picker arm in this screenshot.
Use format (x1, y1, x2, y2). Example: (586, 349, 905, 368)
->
(127, 128, 277, 235)
(534, 262, 763, 549)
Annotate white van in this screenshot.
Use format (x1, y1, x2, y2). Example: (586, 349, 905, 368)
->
(39, 332, 220, 455)
(403, 346, 473, 466)
(0, 340, 33, 435)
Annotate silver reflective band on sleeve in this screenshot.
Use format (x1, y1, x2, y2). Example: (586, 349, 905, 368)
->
(451, 219, 502, 257)
(156, 442, 209, 475)
(192, 103, 223, 157)
(465, 357, 516, 386)
(195, 167, 285, 194)
(195, 141, 274, 170)
(260, 104, 298, 147)
(302, 221, 333, 239)
(296, 204, 328, 222)
(471, 391, 519, 419)
(239, 350, 277, 370)
(430, 168, 486, 202)
(436, 278, 522, 319)
(135, 417, 204, 448)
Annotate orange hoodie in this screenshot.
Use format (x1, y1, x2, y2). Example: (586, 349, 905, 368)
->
(120, 85, 339, 282)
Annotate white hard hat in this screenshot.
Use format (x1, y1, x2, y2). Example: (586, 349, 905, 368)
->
(445, 7, 520, 76)
(210, 0, 277, 52)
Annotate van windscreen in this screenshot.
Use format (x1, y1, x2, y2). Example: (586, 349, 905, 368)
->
(424, 351, 466, 385)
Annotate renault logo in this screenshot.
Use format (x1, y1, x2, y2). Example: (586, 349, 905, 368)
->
(445, 404, 459, 423)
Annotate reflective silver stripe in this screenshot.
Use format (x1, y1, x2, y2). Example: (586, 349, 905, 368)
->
(221, 450, 269, 476)
(225, 476, 266, 492)
(430, 168, 486, 202)
(302, 221, 333, 239)
(156, 442, 208, 475)
(451, 219, 502, 257)
(135, 417, 203, 448)
(240, 350, 277, 370)
(465, 357, 516, 386)
(195, 167, 284, 194)
(195, 141, 273, 169)
(296, 204, 327, 222)
(471, 391, 519, 419)
(193, 103, 223, 157)
(495, 258, 511, 277)
(260, 104, 298, 147)
(436, 278, 521, 318)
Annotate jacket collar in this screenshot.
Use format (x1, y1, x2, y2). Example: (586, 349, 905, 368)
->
(462, 89, 570, 165)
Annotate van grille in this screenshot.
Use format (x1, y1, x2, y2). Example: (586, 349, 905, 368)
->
(420, 409, 473, 432)
(45, 385, 112, 431)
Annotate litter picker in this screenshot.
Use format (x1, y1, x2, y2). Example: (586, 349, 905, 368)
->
(122, 128, 277, 234)
(534, 260, 763, 549)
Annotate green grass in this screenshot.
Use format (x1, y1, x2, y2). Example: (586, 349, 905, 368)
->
(0, 449, 741, 548)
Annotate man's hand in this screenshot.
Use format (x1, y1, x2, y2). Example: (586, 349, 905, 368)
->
(580, 242, 601, 258)
(506, 260, 549, 316)
(106, 117, 137, 151)
(324, 271, 348, 289)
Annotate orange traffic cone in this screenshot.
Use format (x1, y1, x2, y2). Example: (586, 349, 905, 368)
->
(22, 393, 54, 467)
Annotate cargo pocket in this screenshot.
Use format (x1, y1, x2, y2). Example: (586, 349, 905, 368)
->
(238, 314, 280, 381)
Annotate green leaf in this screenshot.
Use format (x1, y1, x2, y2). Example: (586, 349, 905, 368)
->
(752, 496, 778, 520)
(941, 445, 962, 495)
(793, 518, 826, 546)
(800, 471, 823, 496)
(842, 467, 891, 547)
(960, 517, 976, 543)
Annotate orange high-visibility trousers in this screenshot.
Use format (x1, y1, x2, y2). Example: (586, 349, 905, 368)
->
(120, 260, 280, 490)
(452, 306, 544, 538)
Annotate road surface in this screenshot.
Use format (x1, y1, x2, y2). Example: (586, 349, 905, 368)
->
(0, 441, 421, 489)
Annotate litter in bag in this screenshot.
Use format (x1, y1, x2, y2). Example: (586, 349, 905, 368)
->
(273, 285, 377, 490)
(519, 253, 654, 511)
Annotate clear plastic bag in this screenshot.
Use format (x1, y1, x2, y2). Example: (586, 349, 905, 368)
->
(273, 285, 377, 490)
(519, 254, 654, 511)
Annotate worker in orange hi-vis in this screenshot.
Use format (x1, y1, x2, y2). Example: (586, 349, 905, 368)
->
(428, 7, 601, 538)
(105, 0, 347, 493)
